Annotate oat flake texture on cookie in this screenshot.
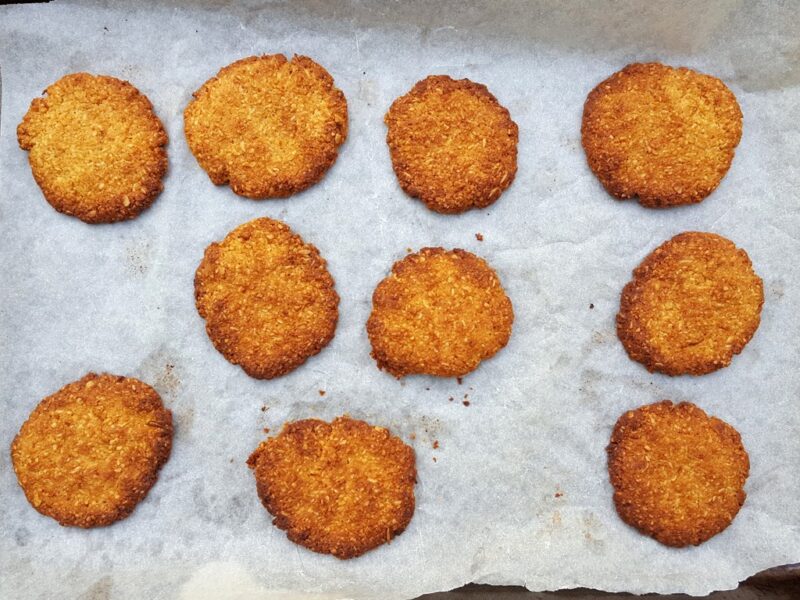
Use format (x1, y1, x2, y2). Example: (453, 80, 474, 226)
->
(607, 401, 749, 547)
(616, 231, 763, 376)
(11, 373, 173, 528)
(581, 63, 742, 208)
(17, 73, 168, 223)
(184, 54, 348, 199)
(385, 75, 518, 214)
(247, 416, 416, 559)
(194, 217, 339, 379)
(367, 247, 514, 378)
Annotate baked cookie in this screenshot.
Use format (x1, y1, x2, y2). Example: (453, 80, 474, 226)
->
(607, 400, 749, 547)
(367, 247, 514, 377)
(582, 63, 742, 207)
(617, 232, 763, 376)
(17, 73, 168, 223)
(11, 373, 173, 528)
(184, 54, 348, 199)
(247, 416, 416, 559)
(385, 75, 518, 214)
(194, 217, 339, 379)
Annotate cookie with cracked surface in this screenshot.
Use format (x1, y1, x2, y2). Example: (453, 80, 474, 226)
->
(582, 63, 742, 207)
(367, 247, 514, 377)
(247, 416, 416, 559)
(10, 373, 173, 528)
(194, 217, 339, 379)
(607, 400, 749, 547)
(617, 231, 763, 376)
(385, 75, 518, 214)
(184, 54, 348, 199)
(17, 73, 168, 223)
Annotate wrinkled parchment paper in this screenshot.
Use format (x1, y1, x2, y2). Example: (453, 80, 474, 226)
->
(1, 1, 799, 598)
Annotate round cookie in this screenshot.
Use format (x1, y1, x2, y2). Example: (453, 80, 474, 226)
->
(10, 373, 173, 528)
(607, 400, 749, 547)
(247, 416, 416, 559)
(184, 54, 348, 199)
(194, 217, 339, 379)
(367, 247, 514, 378)
(385, 75, 518, 214)
(581, 63, 742, 207)
(17, 73, 168, 223)
(617, 232, 763, 376)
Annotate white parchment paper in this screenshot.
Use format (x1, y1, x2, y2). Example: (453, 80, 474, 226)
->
(1, 1, 799, 598)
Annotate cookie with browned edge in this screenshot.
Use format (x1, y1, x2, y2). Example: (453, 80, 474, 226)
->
(608, 400, 749, 547)
(617, 232, 763, 376)
(184, 54, 348, 199)
(367, 247, 514, 378)
(582, 63, 742, 207)
(247, 416, 416, 559)
(385, 75, 518, 214)
(11, 373, 173, 528)
(194, 217, 339, 379)
(17, 73, 168, 223)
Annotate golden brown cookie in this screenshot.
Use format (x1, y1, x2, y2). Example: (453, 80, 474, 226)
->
(581, 63, 742, 207)
(617, 232, 763, 376)
(247, 416, 416, 559)
(367, 247, 514, 378)
(184, 54, 348, 199)
(607, 400, 749, 547)
(385, 75, 518, 214)
(10, 373, 173, 528)
(17, 73, 168, 223)
(194, 217, 339, 379)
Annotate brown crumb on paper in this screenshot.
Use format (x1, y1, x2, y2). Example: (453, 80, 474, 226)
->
(475, 233, 484, 241)
(318, 390, 326, 396)
(433, 440, 439, 449)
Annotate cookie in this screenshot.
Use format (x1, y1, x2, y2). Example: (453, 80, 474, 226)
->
(10, 373, 173, 528)
(617, 232, 763, 375)
(367, 247, 514, 377)
(17, 73, 168, 223)
(582, 63, 742, 207)
(247, 416, 416, 559)
(194, 217, 339, 379)
(184, 54, 348, 199)
(385, 75, 518, 214)
(607, 400, 749, 546)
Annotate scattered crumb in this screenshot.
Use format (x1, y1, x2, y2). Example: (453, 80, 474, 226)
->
(589, 303, 595, 309)
(464, 393, 469, 399)
(409, 433, 416, 440)
(463, 400, 470, 407)
(475, 233, 484, 241)
(432, 457, 437, 462)
(433, 440, 439, 449)
(263, 427, 270, 434)
(406, 247, 412, 253)
(229, 458, 234, 463)
(448, 396, 454, 402)
(318, 389, 326, 396)
(457, 377, 463, 385)
(425, 387, 430, 391)
(260, 405, 268, 412)
(555, 491, 564, 498)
